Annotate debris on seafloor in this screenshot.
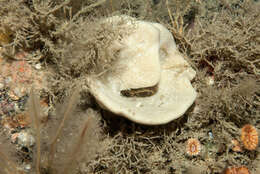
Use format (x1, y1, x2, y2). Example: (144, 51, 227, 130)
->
(88, 15, 197, 125)
(0, 51, 48, 114)
(0, 49, 49, 151)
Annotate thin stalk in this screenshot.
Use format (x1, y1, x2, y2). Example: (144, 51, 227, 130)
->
(62, 117, 92, 174)
(29, 89, 41, 174)
(71, 0, 106, 22)
(110, 0, 114, 12)
(48, 88, 79, 169)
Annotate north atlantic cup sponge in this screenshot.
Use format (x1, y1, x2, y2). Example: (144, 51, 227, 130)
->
(87, 15, 197, 125)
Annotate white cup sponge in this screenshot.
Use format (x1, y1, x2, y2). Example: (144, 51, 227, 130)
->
(87, 15, 197, 125)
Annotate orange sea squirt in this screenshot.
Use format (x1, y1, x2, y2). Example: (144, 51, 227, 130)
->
(241, 124, 258, 150)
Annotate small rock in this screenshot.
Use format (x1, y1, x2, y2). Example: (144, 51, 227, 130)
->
(13, 86, 27, 98)
(17, 131, 35, 147)
(7, 90, 20, 101)
(13, 103, 20, 113)
(34, 63, 41, 70)
(5, 76, 12, 84)
(208, 131, 213, 139)
(206, 76, 214, 86)
(24, 163, 31, 170)
(1, 100, 15, 115)
(0, 82, 4, 89)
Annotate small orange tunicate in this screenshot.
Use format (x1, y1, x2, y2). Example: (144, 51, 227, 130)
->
(224, 166, 250, 174)
(186, 138, 201, 156)
(241, 124, 258, 150)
